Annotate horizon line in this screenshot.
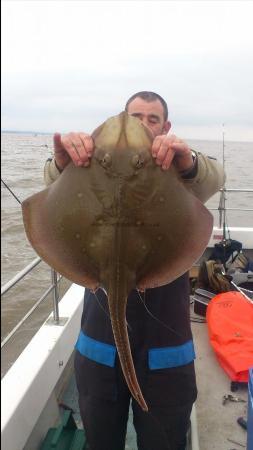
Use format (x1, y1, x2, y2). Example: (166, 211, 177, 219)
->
(1, 129, 253, 144)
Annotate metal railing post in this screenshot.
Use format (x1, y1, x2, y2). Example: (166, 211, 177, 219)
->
(51, 269, 60, 323)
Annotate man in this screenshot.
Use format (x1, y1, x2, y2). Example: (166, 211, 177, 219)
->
(44, 92, 225, 450)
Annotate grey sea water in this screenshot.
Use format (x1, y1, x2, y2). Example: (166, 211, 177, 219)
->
(1, 132, 253, 354)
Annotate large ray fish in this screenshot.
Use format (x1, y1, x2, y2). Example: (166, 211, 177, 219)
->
(22, 112, 213, 411)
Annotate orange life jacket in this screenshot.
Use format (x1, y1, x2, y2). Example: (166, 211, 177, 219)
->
(206, 291, 253, 382)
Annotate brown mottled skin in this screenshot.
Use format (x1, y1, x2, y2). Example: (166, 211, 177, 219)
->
(22, 112, 213, 411)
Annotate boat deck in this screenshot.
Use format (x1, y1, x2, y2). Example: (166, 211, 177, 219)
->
(191, 306, 248, 450)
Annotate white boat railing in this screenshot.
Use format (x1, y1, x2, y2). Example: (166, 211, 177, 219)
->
(1, 261, 62, 348)
(209, 188, 253, 212)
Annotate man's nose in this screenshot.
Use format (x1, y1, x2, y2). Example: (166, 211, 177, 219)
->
(140, 118, 154, 136)
(140, 117, 152, 131)
(141, 117, 149, 128)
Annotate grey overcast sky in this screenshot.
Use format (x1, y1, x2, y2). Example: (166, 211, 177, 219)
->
(2, 0, 253, 141)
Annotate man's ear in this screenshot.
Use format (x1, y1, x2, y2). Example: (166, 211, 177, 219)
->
(163, 121, 171, 134)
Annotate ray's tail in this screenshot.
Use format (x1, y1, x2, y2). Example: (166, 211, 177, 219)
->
(107, 281, 148, 412)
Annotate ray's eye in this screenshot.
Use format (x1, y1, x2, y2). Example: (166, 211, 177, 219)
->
(132, 154, 145, 169)
(100, 153, 112, 168)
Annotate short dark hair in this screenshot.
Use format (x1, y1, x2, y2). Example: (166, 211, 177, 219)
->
(125, 91, 168, 121)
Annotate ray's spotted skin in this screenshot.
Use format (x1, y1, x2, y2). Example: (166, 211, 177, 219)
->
(22, 112, 213, 411)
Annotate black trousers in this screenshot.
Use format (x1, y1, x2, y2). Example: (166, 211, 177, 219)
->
(75, 351, 193, 450)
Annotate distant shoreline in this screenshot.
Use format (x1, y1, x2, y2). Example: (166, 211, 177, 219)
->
(1, 130, 52, 135)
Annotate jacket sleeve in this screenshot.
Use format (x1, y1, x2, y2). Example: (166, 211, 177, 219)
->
(182, 151, 225, 204)
(44, 158, 61, 186)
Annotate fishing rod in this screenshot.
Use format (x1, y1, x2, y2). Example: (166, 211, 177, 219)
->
(1, 178, 22, 205)
(221, 268, 253, 305)
(218, 123, 230, 240)
(217, 125, 234, 271)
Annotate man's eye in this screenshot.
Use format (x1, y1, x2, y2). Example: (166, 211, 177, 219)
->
(149, 118, 158, 124)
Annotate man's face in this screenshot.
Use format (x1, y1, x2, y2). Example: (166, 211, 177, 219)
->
(126, 97, 171, 137)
